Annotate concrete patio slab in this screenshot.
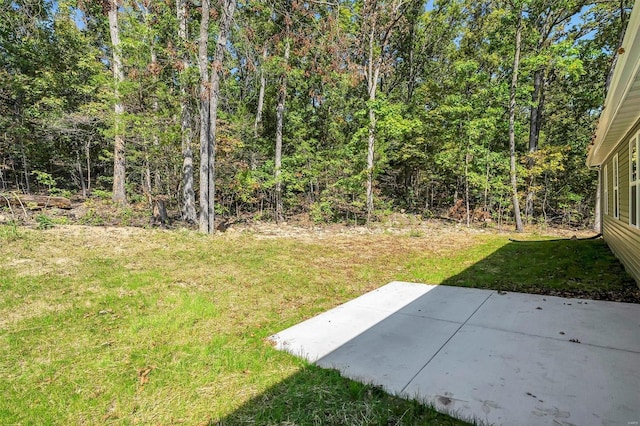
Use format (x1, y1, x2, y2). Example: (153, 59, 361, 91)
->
(317, 314, 461, 392)
(404, 324, 640, 426)
(270, 281, 434, 361)
(396, 285, 492, 323)
(270, 281, 640, 426)
(469, 291, 640, 353)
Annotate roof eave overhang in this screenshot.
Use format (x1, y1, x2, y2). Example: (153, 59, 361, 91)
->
(588, 3, 640, 167)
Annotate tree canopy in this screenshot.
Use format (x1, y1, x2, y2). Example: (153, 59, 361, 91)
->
(0, 0, 631, 230)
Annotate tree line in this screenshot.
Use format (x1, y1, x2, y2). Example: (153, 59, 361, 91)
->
(0, 0, 631, 232)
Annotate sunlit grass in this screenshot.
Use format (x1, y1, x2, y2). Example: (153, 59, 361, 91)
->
(0, 224, 634, 424)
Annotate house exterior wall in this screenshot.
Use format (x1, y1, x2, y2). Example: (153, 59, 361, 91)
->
(601, 119, 640, 286)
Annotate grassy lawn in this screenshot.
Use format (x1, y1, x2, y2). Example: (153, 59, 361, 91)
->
(0, 224, 636, 424)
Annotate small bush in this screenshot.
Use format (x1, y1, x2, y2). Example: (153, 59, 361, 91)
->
(35, 214, 54, 230)
(91, 189, 112, 200)
(79, 208, 105, 226)
(0, 222, 22, 241)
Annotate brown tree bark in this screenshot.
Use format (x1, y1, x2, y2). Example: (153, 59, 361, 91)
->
(1, 194, 71, 210)
(197, 0, 211, 233)
(525, 67, 545, 222)
(254, 45, 268, 140)
(199, 0, 236, 234)
(177, 0, 196, 223)
(361, 0, 405, 226)
(275, 36, 289, 224)
(108, 0, 126, 204)
(509, 4, 524, 233)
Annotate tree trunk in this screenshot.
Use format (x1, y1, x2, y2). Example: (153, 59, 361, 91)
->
(250, 49, 265, 171)
(254, 45, 267, 139)
(20, 138, 30, 193)
(177, 0, 196, 223)
(594, 169, 602, 233)
(360, 0, 404, 225)
(144, 155, 152, 207)
(150, 46, 161, 194)
(465, 147, 470, 227)
(406, 11, 416, 104)
(1, 194, 71, 209)
(509, 6, 524, 233)
(528, 69, 544, 155)
(108, 0, 126, 204)
(201, 0, 236, 234)
(76, 157, 87, 198)
(365, 21, 380, 226)
(85, 140, 91, 193)
(275, 29, 289, 223)
(366, 99, 376, 225)
(525, 67, 545, 222)
(198, 0, 211, 233)
(0, 165, 5, 191)
(484, 141, 490, 210)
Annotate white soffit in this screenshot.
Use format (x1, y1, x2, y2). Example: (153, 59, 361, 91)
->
(588, 3, 640, 167)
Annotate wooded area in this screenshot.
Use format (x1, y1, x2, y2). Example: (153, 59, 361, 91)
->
(0, 0, 631, 232)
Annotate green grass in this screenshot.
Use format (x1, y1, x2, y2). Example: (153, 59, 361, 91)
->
(400, 235, 637, 298)
(0, 225, 635, 424)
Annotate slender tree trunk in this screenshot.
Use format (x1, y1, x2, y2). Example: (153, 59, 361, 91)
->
(150, 48, 161, 194)
(366, 98, 376, 225)
(19, 138, 30, 193)
(465, 145, 470, 227)
(144, 45, 158, 209)
(509, 6, 524, 232)
(361, 0, 405, 225)
(594, 169, 602, 233)
(275, 30, 289, 223)
(484, 141, 490, 210)
(525, 68, 545, 222)
(254, 45, 267, 139)
(108, 0, 126, 204)
(202, 0, 236, 233)
(76, 153, 87, 198)
(177, 0, 196, 222)
(198, 0, 211, 233)
(365, 22, 380, 226)
(406, 12, 416, 104)
(144, 155, 152, 207)
(251, 47, 266, 172)
(85, 140, 91, 193)
(528, 69, 544, 155)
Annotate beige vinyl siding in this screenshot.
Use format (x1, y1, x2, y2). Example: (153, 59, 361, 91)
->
(603, 163, 610, 216)
(620, 148, 630, 223)
(603, 214, 640, 285)
(602, 126, 640, 286)
(630, 135, 639, 227)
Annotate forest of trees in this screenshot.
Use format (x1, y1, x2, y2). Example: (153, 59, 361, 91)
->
(0, 0, 632, 232)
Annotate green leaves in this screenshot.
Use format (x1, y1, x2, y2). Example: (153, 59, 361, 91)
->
(0, 0, 623, 226)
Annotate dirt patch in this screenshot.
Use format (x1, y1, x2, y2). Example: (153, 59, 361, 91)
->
(1, 196, 597, 240)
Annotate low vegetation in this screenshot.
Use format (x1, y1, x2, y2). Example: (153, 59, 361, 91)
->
(0, 223, 636, 424)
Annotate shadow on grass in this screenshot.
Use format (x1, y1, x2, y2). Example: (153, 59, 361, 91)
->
(441, 237, 639, 302)
(217, 364, 466, 425)
(216, 237, 638, 425)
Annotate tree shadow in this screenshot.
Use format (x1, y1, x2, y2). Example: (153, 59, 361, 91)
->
(440, 237, 639, 302)
(215, 237, 638, 425)
(216, 363, 466, 425)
